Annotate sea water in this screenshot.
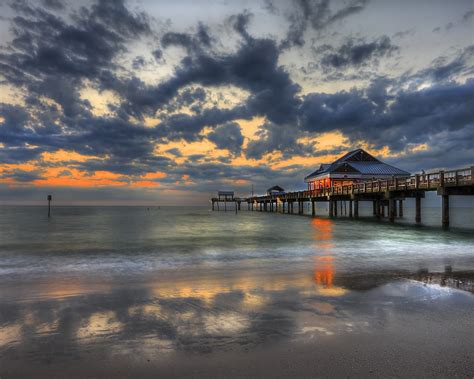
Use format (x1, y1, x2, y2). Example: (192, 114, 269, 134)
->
(0, 205, 473, 374)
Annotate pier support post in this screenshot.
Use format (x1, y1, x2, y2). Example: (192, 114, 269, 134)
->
(373, 200, 377, 215)
(238, 201, 241, 211)
(224, 200, 227, 212)
(380, 202, 385, 218)
(329, 200, 334, 217)
(354, 200, 359, 218)
(212, 201, 215, 211)
(389, 199, 395, 222)
(398, 200, 403, 217)
(415, 196, 421, 223)
(311, 199, 315, 217)
(375, 199, 380, 218)
(334, 200, 338, 216)
(442, 194, 449, 228)
(349, 200, 353, 218)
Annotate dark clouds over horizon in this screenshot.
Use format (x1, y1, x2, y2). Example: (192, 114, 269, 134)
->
(0, 0, 473, 204)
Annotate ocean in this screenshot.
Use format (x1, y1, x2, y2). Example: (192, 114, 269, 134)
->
(1, 205, 473, 377)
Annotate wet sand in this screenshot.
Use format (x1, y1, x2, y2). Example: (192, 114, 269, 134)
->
(1, 266, 474, 378)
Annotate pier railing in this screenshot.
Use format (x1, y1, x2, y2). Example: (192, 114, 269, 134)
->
(249, 166, 473, 202)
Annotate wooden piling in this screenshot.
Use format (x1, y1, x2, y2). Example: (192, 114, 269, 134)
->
(349, 200, 353, 218)
(373, 200, 376, 215)
(354, 199, 359, 218)
(415, 196, 421, 223)
(329, 200, 334, 217)
(442, 194, 449, 227)
(389, 199, 395, 222)
(375, 199, 381, 218)
(311, 199, 315, 217)
(398, 200, 403, 217)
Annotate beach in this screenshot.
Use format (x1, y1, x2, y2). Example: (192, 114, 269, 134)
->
(1, 206, 474, 377)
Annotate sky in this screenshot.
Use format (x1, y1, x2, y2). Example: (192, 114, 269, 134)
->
(0, 0, 473, 205)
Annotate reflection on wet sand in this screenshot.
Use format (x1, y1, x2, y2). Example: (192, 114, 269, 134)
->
(2, 264, 474, 364)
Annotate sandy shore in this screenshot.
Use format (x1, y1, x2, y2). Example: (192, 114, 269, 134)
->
(1, 266, 474, 378)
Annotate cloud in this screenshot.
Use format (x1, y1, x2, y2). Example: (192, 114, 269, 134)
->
(406, 46, 474, 84)
(0, 0, 473, 198)
(207, 122, 244, 155)
(280, 0, 369, 49)
(299, 78, 474, 154)
(0, 0, 151, 117)
(319, 36, 398, 70)
(0, 168, 44, 182)
(119, 17, 301, 126)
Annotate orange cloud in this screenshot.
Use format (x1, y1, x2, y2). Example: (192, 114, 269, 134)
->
(131, 181, 161, 188)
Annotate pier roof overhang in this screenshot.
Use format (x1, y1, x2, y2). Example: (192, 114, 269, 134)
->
(304, 149, 410, 183)
(267, 185, 285, 192)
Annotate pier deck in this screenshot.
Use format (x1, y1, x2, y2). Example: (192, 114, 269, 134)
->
(212, 166, 474, 227)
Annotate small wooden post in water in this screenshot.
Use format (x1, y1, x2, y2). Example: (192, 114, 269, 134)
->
(47, 194, 52, 217)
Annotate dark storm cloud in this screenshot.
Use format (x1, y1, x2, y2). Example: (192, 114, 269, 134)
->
(280, 0, 369, 49)
(299, 79, 474, 153)
(0, 0, 150, 116)
(207, 122, 244, 155)
(320, 36, 398, 70)
(158, 106, 250, 142)
(245, 122, 310, 160)
(120, 17, 301, 126)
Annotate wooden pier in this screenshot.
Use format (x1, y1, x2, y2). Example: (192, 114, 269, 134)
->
(212, 167, 474, 227)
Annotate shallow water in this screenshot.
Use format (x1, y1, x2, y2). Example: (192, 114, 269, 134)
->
(1, 206, 473, 377)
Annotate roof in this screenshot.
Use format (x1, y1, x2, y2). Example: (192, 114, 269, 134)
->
(267, 185, 284, 192)
(218, 190, 234, 195)
(304, 149, 410, 181)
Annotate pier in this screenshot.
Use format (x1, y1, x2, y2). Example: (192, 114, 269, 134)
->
(212, 166, 474, 227)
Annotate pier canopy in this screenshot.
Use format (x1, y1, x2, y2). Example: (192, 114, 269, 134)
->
(267, 185, 285, 195)
(304, 149, 410, 190)
(217, 191, 234, 201)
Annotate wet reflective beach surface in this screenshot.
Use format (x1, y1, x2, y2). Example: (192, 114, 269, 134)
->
(1, 206, 474, 377)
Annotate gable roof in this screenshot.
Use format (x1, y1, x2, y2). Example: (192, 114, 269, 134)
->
(304, 149, 410, 181)
(267, 185, 284, 192)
